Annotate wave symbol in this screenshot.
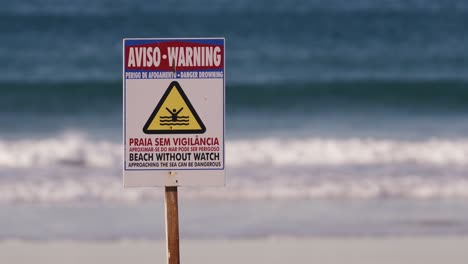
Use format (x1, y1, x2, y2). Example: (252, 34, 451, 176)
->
(159, 115, 190, 126)
(160, 123, 189, 126)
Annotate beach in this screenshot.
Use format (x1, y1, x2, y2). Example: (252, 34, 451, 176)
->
(2, 1, 468, 263)
(2, 238, 468, 264)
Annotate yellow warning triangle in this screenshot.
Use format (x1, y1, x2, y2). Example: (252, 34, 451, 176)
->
(143, 81, 206, 134)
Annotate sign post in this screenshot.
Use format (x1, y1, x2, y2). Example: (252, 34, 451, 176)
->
(123, 38, 225, 264)
(165, 186, 180, 264)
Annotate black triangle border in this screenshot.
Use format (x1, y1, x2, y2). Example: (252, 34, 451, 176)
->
(143, 81, 206, 134)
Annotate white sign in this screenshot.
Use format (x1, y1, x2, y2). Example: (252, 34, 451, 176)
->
(123, 38, 225, 187)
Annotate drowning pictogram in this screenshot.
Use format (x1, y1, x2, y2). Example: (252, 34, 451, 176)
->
(143, 81, 206, 134)
(160, 107, 188, 126)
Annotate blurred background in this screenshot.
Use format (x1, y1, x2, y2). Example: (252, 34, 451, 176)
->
(1, 0, 468, 240)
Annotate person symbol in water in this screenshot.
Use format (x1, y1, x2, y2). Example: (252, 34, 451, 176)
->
(166, 107, 184, 121)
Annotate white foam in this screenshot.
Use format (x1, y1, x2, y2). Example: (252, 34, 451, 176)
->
(0, 132, 121, 168)
(1, 135, 468, 169)
(1, 175, 468, 203)
(227, 137, 468, 167)
(1, 134, 468, 203)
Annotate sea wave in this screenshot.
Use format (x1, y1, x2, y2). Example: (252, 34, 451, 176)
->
(1, 134, 468, 169)
(3, 80, 468, 114)
(1, 174, 468, 203)
(0, 133, 121, 169)
(0, 134, 467, 203)
(227, 137, 468, 167)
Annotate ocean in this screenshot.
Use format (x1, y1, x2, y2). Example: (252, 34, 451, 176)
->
(1, 0, 468, 240)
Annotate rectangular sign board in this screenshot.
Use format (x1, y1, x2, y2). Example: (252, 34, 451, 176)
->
(123, 38, 225, 187)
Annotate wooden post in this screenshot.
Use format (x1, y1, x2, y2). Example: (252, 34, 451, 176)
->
(165, 186, 180, 264)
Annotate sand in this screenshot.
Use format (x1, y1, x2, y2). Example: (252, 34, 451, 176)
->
(1, 237, 467, 264)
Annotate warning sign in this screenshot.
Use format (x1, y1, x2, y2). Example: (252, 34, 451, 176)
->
(123, 38, 225, 187)
(143, 81, 206, 134)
